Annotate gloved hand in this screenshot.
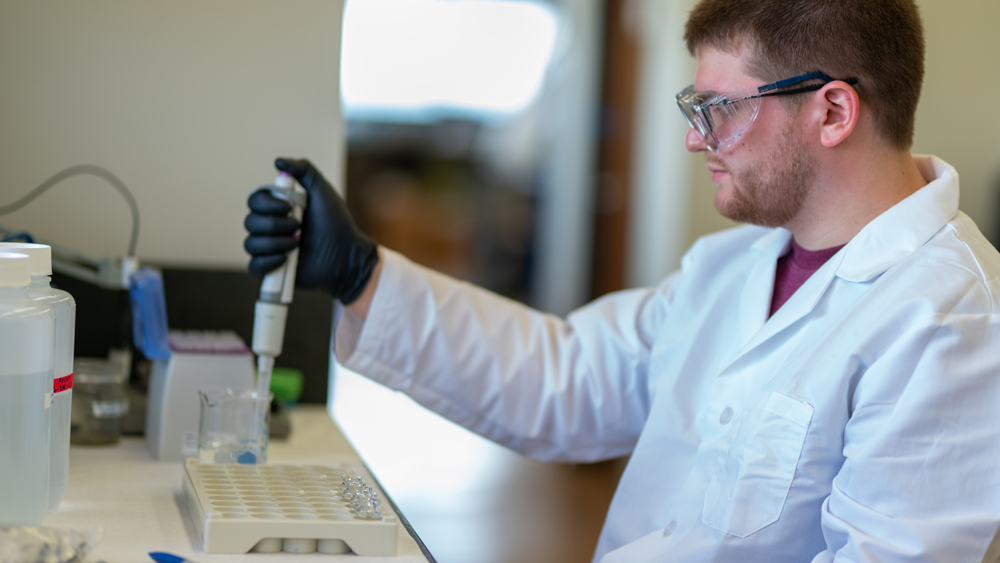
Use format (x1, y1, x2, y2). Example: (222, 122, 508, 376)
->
(244, 158, 379, 304)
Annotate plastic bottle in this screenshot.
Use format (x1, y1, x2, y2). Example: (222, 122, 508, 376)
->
(0, 252, 54, 525)
(1, 243, 76, 510)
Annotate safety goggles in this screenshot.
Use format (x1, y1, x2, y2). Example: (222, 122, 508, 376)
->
(675, 72, 859, 152)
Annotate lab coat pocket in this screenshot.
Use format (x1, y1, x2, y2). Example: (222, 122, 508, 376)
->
(702, 392, 814, 538)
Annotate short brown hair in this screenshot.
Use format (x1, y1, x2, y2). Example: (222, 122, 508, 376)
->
(684, 0, 924, 149)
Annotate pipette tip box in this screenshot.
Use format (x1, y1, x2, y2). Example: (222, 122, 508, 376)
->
(182, 459, 399, 555)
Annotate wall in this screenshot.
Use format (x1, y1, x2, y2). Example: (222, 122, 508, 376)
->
(626, 0, 699, 288)
(911, 0, 1000, 244)
(532, 0, 605, 316)
(0, 1, 345, 269)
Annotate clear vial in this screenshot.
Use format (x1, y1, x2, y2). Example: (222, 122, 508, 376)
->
(0, 252, 55, 525)
(1, 243, 76, 510)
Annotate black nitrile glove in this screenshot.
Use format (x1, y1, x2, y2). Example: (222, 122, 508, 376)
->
(244, 158, 379, 304)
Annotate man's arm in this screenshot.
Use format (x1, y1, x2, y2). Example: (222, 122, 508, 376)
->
(334, 248, 675, 463)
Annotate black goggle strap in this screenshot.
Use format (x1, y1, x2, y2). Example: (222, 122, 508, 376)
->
(758, 75, 860, 99)
(691, 73, 859, 107)
(759, 72, 833, 93)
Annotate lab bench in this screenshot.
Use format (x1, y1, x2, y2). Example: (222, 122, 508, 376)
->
(43, 405, 434, 563)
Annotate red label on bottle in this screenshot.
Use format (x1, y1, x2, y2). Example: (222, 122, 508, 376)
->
(54, 372, 74, 393)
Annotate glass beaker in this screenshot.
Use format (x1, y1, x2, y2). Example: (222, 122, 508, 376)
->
(197, 388, 271, 464)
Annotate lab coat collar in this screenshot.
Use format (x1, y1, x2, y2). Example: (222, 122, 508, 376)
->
(751, 227, 792, 252)
(836, 155, 959, 282)
(739, 229, 792, 347)
(736, 227, 843, 355)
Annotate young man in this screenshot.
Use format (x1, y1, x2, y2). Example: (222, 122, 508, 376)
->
(245, 0, 1000, 560)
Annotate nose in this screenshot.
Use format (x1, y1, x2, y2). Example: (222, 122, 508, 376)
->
(685, 128, 708, 153)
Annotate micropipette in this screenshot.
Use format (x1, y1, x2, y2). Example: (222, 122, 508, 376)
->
(250, 172, 307, 456)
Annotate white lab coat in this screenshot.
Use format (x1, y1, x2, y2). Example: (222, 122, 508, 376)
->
(335, 155, 1000, 562)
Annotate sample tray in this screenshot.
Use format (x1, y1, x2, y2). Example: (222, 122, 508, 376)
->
(182, 459, 398, 555)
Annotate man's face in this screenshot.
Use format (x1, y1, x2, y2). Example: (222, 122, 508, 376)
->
(686, 48, 817, 228)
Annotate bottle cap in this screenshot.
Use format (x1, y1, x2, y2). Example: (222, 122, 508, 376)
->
(0, 242, 52, 276)
(0, 252, 32, 287)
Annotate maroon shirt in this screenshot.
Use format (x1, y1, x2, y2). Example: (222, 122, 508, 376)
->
(769, 239, 845, 318)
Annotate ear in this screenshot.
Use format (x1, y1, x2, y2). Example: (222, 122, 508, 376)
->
(817, 82, 860, 148)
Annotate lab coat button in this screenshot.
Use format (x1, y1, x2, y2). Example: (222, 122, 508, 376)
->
(662, 520, 677, 537)
(719, 407, 733, 425)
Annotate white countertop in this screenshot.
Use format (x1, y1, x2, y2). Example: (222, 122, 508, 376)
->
(43, 405, 433, 563)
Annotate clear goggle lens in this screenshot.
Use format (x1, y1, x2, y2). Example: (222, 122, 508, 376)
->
(677, 86, 762, 152)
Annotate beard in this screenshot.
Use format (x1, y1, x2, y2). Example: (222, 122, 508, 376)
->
(710, 121, 816, 228)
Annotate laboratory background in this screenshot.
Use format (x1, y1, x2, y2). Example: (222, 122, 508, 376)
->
(0, 1, 997, 562)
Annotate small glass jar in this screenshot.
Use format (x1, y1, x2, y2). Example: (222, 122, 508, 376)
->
(70, 358, 129, 445)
